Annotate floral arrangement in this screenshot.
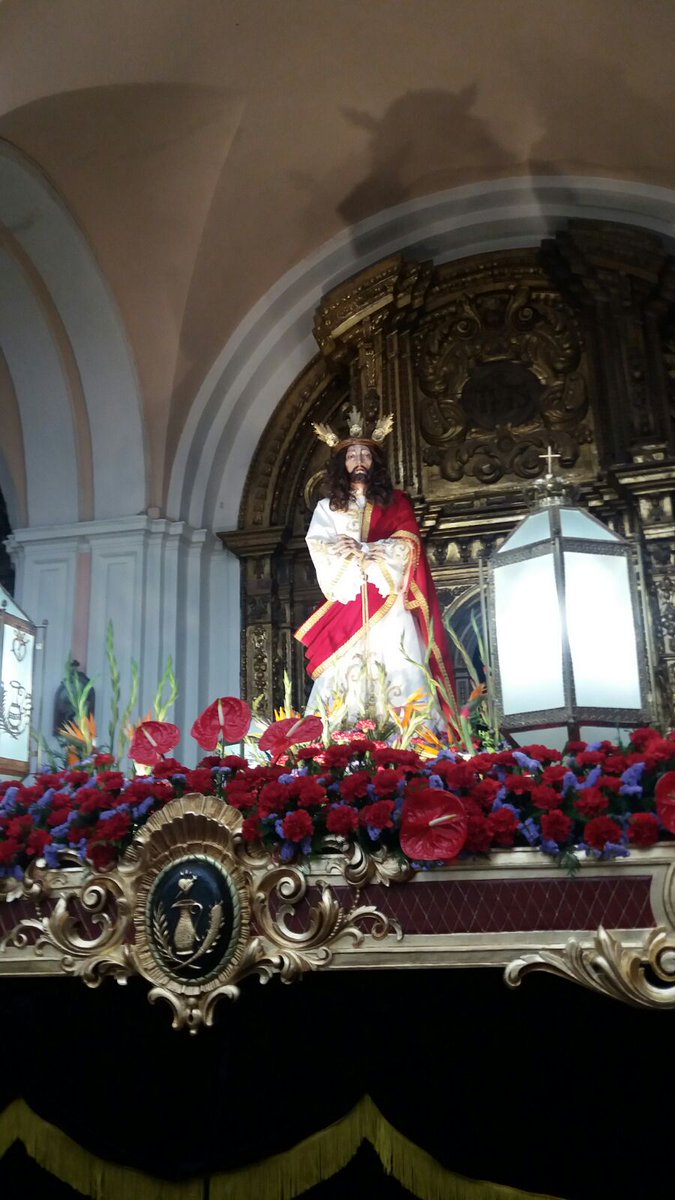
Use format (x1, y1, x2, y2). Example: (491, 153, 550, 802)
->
(2, 695, 675, 881)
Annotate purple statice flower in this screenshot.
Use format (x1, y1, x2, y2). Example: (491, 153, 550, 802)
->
(519, 817, 541, 846)
(587, 741, 604, 751)
(579, 765, 602, 789)
(100, 804, 129, 820)
(301, 836, 313, 856)
(540, 837, 560, 857)
(366, 782, 377, 799)
(280, 841, 295, 862)
(602, 841, 630, 860)
(619, 762, 645, 798)
(48, 821, 72, 840)
(495, 785, 507, 803)
(274, 818, 285, 838)
(563, 771, 579, 794)
(512, 751, 542, 773)
(74, 837, 90, 862)
(278, 772, 297, 784)
(366, 824, 382, 841)
(0, 864, 24, 880)
(43, 843, 63, 869)
(428, 774, 444, 789)
(28, 788, 55, 816)
(0, 787, 19, 815)
(134, 797, 155, 819)
(433, 749, 458, 763)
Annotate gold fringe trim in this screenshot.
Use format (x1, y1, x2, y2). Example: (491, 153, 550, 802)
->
(0, 1094, 565, 1200)
(0, 1098, 203, 1200)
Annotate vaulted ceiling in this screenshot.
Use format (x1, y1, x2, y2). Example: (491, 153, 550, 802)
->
(1, 0, 673, 532)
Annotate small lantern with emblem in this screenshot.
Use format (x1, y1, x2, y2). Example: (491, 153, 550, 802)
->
(0, 585, 37, 778)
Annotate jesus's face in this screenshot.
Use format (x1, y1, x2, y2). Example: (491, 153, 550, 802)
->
(345, 443, 373, 485)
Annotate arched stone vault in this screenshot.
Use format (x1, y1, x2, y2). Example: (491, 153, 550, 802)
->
(224, 226, 675, 728)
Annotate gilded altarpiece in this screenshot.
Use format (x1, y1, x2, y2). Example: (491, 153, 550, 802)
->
(221, 221, 675, 725)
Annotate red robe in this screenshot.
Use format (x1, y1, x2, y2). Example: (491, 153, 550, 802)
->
(295, 490, 456, 717)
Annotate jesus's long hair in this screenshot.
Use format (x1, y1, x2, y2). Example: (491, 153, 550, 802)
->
(325, 444, 394, 512)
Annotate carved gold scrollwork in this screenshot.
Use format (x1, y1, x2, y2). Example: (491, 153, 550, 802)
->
(414, 284, 588, 484)
(504, 925, 675, 1009)
(1, 797, 402, 1032)
(249, 864, 402, 984)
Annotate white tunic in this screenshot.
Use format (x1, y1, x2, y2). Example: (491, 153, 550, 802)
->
(303, 496, 435, 726)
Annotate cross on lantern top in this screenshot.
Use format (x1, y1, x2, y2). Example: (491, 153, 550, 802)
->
(539, 445, 561, 476)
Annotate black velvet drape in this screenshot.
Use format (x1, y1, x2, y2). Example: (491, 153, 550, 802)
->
(0, 967, 671, 1198)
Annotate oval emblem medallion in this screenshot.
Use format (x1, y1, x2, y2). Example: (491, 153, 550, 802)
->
(147, 855, 241, 984)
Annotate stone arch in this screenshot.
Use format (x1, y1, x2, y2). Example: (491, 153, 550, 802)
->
(0, 141, 146, 529)
(169, 176, 675, 533)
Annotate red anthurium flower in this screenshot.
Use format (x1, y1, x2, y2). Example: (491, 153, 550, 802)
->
(258, 716, 324, 761)
(129, 721, 181, 766)
(655, 770, 675, 834)
(190, 697, 252, 750)
(400, 788, 467, 861)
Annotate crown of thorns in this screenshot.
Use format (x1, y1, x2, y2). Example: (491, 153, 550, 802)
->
(312, 405, 394, 454)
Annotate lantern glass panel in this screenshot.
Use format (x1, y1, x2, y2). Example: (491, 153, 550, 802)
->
(497, 509, 550, 553)
(563, 551, 642, 708)
(559, 509, 618, 541)
(494, 555, 564, 713)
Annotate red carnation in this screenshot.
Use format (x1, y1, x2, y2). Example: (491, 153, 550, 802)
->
(469, 778, 502, 812)
(487, 806, 519, 847)
(96, 770, 125, 791)
(149, 757, 185, 778)
(531, 785, 561, 810)
(371, 748, 422, 770)
(242, 815, 263, 842)
(320, 745, 353, 770)
(584, 816, 623, 851)
(190, 697, 251, 751)
(26, 828, 51, 857)
(541, 809, 574, 844)
(291, 777, 327, 809)
(628, 812, 659, 847)
(185, 768, 215, 794)
(129, 721, 181, 766)
(630, 727, 660, 751)
(541, 764, 569, 786)
(0, 838, 20, 865)
(519, 744, 563, 765)
(575, 787, 610, 818)
(94, 811, 132, 842)
(433, 761, 477, 790)
(360, 799, 396, 831)
(340, 771, 372, 803)
(326, 805, 360, 836)
(257, 781, 291, 818)
(373, 768, 404, 796)
(464, 813, 492, 854)
(281, 809, 314, 843)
